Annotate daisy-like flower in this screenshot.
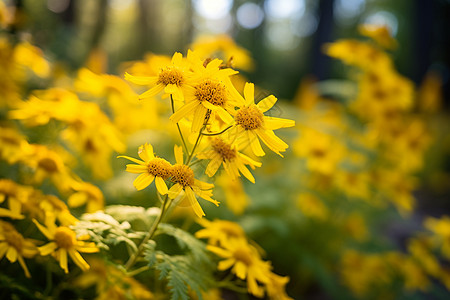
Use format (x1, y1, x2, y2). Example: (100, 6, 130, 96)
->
(0, 220, 38, 278)
(195, 218, 246, 246)
(207, 238, 272, 297)
(118, 143, 172, 195)
(125, 52, 191, 101)
(232, 82, 295, 157)
(33, 215, 99, 273)
(168, 145, 219, 218)
(196, 136, 261, 183)
(170, 50, 243, 133)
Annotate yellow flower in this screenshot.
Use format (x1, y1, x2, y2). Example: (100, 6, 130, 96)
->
(13, 42, 51, 78)
(215, 174, 250, 215)
(358, 24, 398, 50)
(0, 126, 32, 164)
(68, 181, 104, 213)
(232, 82, 295, 157)
(196, 136, 261, 183)
(73, 258, 154, 300)
(195, 218, 246, 246)
(168, 145, 219, 218)
(297, 193, 329, 221)
(0, 179, 29, 219)
(293, 128, 344, 175)
(33, 216, 99, 273)
(407, 237, 440, 277)
(424, 216, 450, 259)
(324, 39, 392, 72)
(170, 50, 242, 133)
(118, 143, 172, 195)
(125, 52, 191, 101)
(190, 34, 254, 71)
(207, 238, 271, 297)
(265, 273, 293, 300)
(0, 220, 38, 278)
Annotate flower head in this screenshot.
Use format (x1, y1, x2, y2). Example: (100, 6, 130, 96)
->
(196, 136, 261, 183)
(118, 143, 172, 195)
(168, 145, 219, 218)
(0, 220, 38, 278)
(233, 82, 295, 157)
(33, 215, 98, 273)
(125, 52, 191, 101)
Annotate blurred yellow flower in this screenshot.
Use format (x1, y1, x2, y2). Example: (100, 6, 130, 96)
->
(358, 24, 398, 49)
(207, 238, 271, 297)
(33, 216, 99, 273)
(0, 220, 38, 278)
(195, 218, 246, 246)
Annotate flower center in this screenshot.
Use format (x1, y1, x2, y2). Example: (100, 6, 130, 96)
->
(147, 158, 173, 179)
(235, 105, 264, 130)
(3, 229, 24, 253)
(38, 158, 58, 173)
(211, 138, 236, 161)
(157, 67, 184, 86)
(195, 79, 226, 106)
(54, 227, 76, 249)
(233, 247, 253, 266)
(171, 164, 194, 187)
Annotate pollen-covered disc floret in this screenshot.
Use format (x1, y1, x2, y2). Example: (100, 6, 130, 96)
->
(195, 79, 227, 106)
(211, 137, 237, 161)
(157, 67, 184, 86)
(148, 157, 173, 180)
(171, 164, 195, 187)
(235, 105, 264, 130)
(53, 227, 76, 249)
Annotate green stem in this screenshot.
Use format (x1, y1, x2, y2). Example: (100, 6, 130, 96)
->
(201, 125, 233, 136)
(170, 95, 189, 156)
(185, 112, 211, 165)
(125, 195, 170, 271)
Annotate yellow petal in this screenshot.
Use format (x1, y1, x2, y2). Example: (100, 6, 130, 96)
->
(205, 158, 222, 177)
(32, 219, 54, 240)
(139, 83, 165, 100)
(6, 247, 18, 262)
(233, 261, 247, 279)
(67, 192, 88, 208)
(168, 183, 183, 199)
(138, 143, 154, 162)
(192, 104, 208, 133)
(38, 242, 58, 256)
(59, 248, 69, 273)
(155, 176, 168, 195)
(117, 155, 146, 165)
(256, 95, 277, 113)
(133, 173, 155, 191)
(264, 116, 295, 130)
(218, 258, 235, 271)
(244, 82, 255, 105)
(124, 72, 157, 85)
(125, 164, 148, 173)
(186, 187, 205, 218)
(248, 131, 265, 157)
(170, 100, 200, 123)
(174, 145, 184, 165)
(68, 248, 90, 272)
(17, 256, 31, 278)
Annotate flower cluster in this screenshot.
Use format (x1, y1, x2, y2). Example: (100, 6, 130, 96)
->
(120, 50, 295, 218)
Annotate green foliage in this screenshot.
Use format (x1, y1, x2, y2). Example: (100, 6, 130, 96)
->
(144, 223, 215, 300)
(74, 211, 144, 253)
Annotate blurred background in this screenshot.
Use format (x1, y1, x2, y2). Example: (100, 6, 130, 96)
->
(9, 0, 450, 102)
